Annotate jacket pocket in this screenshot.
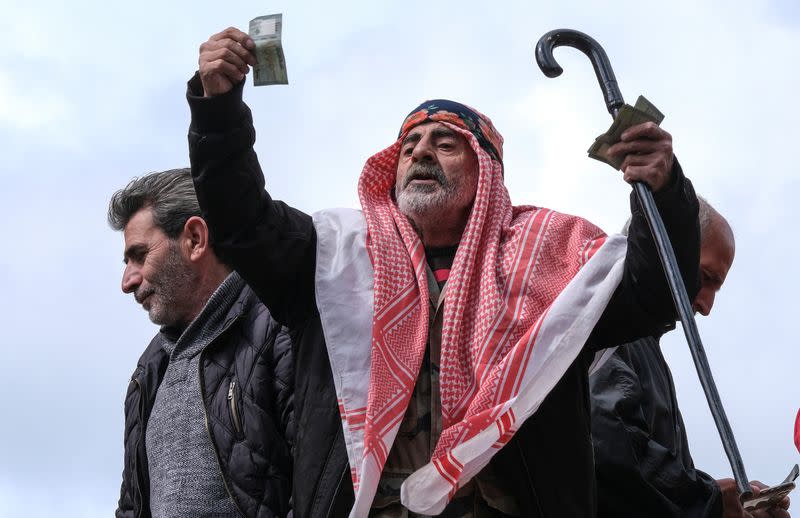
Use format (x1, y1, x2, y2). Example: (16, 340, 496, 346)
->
(227, 378, 244, 439)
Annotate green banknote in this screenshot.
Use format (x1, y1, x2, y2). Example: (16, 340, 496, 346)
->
(249, 14, 288, 86)
(587, 96, 664, 170)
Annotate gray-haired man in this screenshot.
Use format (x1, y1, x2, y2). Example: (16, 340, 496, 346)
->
(591, 198, 790, 518)
(109, 168, 294, 518)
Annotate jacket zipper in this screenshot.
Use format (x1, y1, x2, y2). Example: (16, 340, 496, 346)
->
(228, 379, 244, 437)
(200, 314, 247, 518)
(132, 375, 146, 518)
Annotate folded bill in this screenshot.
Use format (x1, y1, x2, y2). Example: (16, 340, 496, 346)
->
(588, 95, 664, 170)
(249, 14, 288, 86)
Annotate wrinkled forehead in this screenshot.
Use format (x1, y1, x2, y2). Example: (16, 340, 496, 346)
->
(398, 99, 504, 163)
(399, 121, 469, 147)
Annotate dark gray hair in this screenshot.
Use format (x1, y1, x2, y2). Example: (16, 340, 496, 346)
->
(107, 168, 200, 239)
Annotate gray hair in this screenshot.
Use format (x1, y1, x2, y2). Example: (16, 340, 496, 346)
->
(697, 195, 734, 246)
(620, 195, 733, 244)
(107, 168, 200, 239)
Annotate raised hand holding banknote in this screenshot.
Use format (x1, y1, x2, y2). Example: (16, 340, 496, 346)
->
(607, 122, 674, 193)
(198, 27, 256, 97)
(588, 95, 675, 193)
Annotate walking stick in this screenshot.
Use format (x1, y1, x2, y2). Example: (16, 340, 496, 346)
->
(534, 28, 753, 498)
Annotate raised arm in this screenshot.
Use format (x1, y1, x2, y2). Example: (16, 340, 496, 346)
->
(187, 27, 317, 327)
(590, 123, 700, 347)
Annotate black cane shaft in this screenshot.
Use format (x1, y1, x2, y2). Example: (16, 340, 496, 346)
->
(537, 29, 753, 499)
(631, 181, 752, 498)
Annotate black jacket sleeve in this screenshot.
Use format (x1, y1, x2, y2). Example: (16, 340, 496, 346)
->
(187, 74, 317, 328)
(590, 340, 722, 517)
(588, 162, 700, 349)
(272, 326, 296, 448)
(116, 367, 144, 518)
(117, 337, 168, 518)
(115, 459, 135, 517)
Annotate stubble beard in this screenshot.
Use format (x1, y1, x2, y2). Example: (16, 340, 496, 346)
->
(137, 241, 198, 328)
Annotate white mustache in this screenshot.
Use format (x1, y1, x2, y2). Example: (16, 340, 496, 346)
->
(404, 164, 446, 188)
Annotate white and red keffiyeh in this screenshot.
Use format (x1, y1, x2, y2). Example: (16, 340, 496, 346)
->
(313, 104, 626, 516)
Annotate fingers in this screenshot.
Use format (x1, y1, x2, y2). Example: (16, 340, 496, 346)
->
(606, 121, 674, 192)
(209, 26, 255, 50)
(621, 121, 671, 143)
(204, 37, 257, 66)
(607, 137, 670, 159)
(621, 160, 674, 192)
(202, 56, 247, 83)
(607, 122, 672, 157)
(200, 37, 256, 70)
(201, 46, 254, 75)
(198, 27, 258, 96)
(620, 151, 670, 171)
(752, 508, 790, 518)
(746, 481, 791, 518)
(772, 494, 790, 513)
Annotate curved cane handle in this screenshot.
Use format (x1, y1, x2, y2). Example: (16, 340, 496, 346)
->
(535, 27, 754, 499)
(535, 29, 625, 116)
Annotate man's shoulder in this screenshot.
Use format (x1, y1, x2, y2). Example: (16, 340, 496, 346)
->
(619, 335, 665, 368)
(312, 208, 365, 234)
(512, 205, 606, 237)
(229, 282, 280, 334)
(312, 208, 369, 264)
(134, 333, 169, 374)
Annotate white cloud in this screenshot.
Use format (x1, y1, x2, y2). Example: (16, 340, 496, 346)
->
(2, 0, 799, 513)
(0, 74, 72, 131)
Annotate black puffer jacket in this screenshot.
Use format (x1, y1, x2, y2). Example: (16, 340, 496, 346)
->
(115, 284, 294, 518)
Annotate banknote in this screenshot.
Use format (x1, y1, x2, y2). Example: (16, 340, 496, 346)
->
(587, 96, 664, 170)
(249, 14, 288, 86)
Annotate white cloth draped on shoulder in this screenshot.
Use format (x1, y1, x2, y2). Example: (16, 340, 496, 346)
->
(314, 207, 626, 516)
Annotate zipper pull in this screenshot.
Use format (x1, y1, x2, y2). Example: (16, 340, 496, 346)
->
(227, 379, 236, 400)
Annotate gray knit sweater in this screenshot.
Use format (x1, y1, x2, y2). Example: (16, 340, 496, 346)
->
(145, 272, 244, 518)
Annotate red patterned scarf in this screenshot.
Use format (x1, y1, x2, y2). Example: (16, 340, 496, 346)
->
(320, 100, 619, 514)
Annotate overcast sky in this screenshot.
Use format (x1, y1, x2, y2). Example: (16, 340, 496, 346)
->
(1, 1, 798, 516)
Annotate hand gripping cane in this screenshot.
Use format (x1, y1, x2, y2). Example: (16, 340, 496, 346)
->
(534, 28, 753, 499)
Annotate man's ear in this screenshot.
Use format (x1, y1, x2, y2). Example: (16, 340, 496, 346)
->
(181, 216, 211, 262)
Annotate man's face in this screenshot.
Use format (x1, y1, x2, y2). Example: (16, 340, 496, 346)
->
(121, 209, 197, 328)
(692, 222, 735, 316)
(395, 122, 479, 227)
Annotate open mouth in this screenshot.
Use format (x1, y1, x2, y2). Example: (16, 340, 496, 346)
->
(405, 171, 441, 188)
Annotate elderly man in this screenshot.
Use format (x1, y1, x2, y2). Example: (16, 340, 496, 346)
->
(590, 200, 788, 518)
(591, 201, 790, 518)
(187, 27, 700, 517)
(109, 169, 294, 518)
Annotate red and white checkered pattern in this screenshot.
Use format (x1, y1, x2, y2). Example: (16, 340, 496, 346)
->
(341, 123, 612, 514)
